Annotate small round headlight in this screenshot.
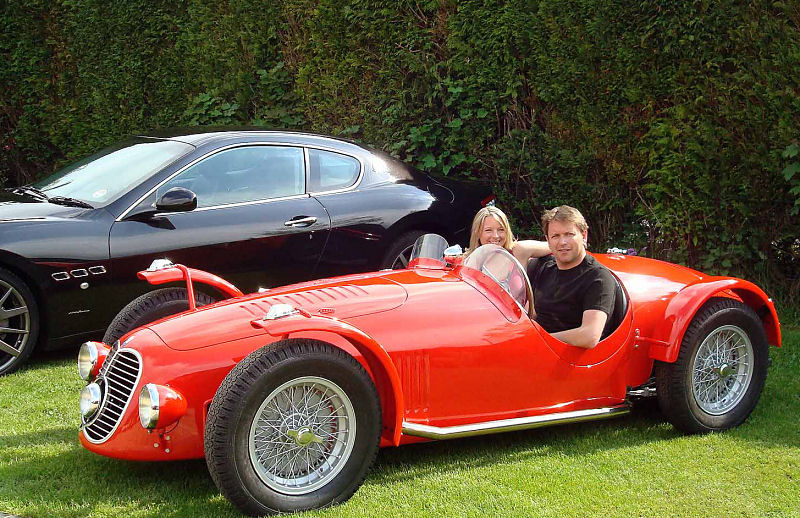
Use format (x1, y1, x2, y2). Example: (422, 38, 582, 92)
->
(139, 383, 160, 429)
(77, 343, 98, 380)
(139, 383, 187, 430)
(80, 383, 102, 420)
(77, 341, 110, 381)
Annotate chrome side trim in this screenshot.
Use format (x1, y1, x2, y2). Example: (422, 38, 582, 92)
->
(401, 405, 630, 440)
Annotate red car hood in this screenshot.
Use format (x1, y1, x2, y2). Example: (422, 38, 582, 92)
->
(149, 272, 408, 351)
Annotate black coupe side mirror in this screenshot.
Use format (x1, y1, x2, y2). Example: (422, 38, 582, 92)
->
(156, 187, 197, 213)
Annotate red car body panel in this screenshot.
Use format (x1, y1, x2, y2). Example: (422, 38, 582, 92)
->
(79, 253, 780, 461)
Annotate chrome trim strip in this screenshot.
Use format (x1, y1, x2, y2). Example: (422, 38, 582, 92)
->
(117, 141, 366, 221)
(401, 405, 630, 440)
(168, 193, 312, 215)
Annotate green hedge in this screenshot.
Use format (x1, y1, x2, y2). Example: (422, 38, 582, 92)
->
(2, 0, 798, 307)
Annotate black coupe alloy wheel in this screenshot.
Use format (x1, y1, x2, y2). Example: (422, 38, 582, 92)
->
(0, 268, 39, 375)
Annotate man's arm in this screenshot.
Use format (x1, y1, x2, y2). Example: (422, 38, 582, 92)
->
(550, 309, 608, 349)
(512, 240, 549, 265)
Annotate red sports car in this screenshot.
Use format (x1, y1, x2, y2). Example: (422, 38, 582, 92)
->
(77, 235, 781, 516)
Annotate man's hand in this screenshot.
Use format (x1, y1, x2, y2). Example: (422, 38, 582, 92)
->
(550, 309, 608, 349)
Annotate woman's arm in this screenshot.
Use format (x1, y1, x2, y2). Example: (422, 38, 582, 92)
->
(512, 239, 550, 265)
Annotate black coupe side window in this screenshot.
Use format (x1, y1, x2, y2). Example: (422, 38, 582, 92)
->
(158, 145, 305, 208)
(308, 149, 361, 192)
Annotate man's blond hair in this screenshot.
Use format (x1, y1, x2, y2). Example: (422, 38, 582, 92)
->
(541, 205, 588, 236)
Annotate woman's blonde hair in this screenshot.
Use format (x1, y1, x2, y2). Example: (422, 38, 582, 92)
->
(467, 206, 516, 253)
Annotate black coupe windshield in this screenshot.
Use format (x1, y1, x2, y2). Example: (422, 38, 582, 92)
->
(33, 138, 193, 207)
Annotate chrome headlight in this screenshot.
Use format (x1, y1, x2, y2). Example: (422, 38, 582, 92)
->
(80, 383, 102, 420)
(78, 341, 110, 381)
(139, 383, 187, 430)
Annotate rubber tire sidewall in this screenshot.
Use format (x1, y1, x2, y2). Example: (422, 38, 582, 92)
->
(0, 267, 40, 376)
(656, 298, 769, 433)
(205, 339, 381, 516)
(102, 287, 214, 344)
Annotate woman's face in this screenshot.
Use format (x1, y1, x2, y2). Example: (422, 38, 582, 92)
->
(479, 215, 507, 246)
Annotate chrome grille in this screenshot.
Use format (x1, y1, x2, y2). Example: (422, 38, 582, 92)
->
(81, 348, 142, 444)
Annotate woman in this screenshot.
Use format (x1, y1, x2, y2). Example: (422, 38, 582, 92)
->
(467, 206, 549, 265)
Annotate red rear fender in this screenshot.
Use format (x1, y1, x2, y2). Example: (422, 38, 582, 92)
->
(648, 277, 781, 363)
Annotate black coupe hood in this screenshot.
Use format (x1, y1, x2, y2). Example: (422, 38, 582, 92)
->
(0, 195, 87, 222)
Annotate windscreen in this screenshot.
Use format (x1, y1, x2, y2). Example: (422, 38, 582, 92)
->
(409, 234, 449, 267)
(463, 244, 532, 312)
(33, 138, 193, 206)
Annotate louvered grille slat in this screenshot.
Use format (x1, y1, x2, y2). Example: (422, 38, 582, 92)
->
(82, 349, 142, 444)
(107, 373, 136, 387)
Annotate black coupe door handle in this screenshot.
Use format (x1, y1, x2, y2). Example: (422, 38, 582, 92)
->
(284, 216, 317, 228)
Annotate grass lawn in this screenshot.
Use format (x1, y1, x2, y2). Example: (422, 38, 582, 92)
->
(1, 329, 798, 518)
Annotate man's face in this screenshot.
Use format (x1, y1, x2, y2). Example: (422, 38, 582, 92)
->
(546, 219, 587, 269)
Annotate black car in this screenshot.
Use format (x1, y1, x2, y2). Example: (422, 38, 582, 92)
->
(0, 129, 492, 375)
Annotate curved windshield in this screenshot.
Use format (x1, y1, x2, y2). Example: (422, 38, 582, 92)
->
(33, 138, 193, 207)
(463, 244, 532, 312)
(409, 234, 449, 267)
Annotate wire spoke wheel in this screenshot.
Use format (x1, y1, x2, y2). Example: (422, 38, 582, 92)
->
(249, 376, 357, 495)
(205, 339, 381, 515)
(655, 298, 768, 433)
(0, 276, 33, 371)
(691, 325, 754, 415)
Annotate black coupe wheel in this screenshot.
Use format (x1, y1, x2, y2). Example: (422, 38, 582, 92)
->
(655, 297, 769, 433)
(0, 267, 39, 376)
(380, 230, 428, 269)
(102, 287, 215, 344)
(205, 339, 381, 516)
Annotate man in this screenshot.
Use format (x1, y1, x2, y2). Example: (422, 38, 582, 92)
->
(527, 205, 616, 349)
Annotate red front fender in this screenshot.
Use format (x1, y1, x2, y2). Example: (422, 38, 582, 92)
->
(252, 311, 405, 446)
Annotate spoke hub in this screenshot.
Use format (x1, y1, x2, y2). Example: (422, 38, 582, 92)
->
(717, 363, 733, 379)
(287, 426, 323, 447)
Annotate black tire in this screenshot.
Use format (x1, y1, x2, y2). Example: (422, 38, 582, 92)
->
(102, 287, 215, 344)
(0, 267, 40, 376)
(205, 339, 381, 516)
(655, 297, 769, 433)
(380, 230, 428, 269)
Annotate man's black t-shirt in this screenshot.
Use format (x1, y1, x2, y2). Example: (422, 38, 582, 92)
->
(527, 254, 616, 334)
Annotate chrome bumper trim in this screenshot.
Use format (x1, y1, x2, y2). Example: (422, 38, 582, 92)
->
(401, 404, 630, 440)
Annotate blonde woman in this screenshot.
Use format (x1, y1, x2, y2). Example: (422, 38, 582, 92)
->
(467, 206, 549, 265)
